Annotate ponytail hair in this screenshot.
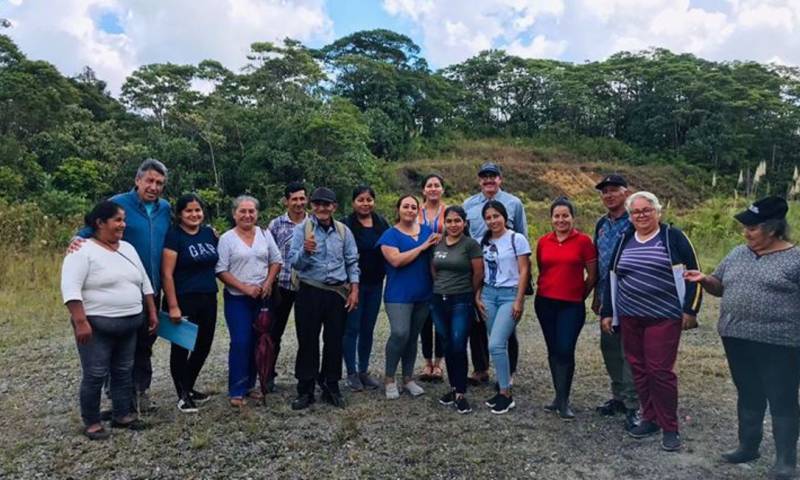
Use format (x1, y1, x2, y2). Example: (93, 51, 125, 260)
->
(84, 200, 123, 230)
(549, 196, 575, 216)
(480, 200, 508, 246)
(443, 205, 469, 235)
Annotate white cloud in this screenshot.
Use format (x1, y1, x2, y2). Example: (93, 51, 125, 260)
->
(506, 35, 566, 58)
(384, 0, 800, 67)
(381, 0, 566, 65)
(0, 0, 333, 94)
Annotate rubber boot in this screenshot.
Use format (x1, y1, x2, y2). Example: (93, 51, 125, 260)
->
(544, 355, 557, 412)
(721, 406, 763, 464)
(555, 361, 575, 421)
(770, 415, 798, 480)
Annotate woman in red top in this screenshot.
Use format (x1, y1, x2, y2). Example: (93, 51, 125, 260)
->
(535, 197, 597, 420)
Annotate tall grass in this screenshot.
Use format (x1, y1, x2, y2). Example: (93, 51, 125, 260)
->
(1, 197, 797, 350)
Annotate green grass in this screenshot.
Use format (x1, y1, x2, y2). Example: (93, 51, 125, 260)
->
(0, 249, 65, 350)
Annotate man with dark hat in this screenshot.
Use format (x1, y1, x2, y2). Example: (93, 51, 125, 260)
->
(463, 162, 527, 385)
(287, 187, 360, 410)
(592, 174, 640, 430)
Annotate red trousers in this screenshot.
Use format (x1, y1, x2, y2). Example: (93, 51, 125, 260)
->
(620, 316, 682, 432)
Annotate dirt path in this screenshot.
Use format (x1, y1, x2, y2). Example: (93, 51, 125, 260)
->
(0, 296, 774, 479)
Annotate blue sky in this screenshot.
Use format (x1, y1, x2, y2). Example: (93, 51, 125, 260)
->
(2, 0, 798, 94)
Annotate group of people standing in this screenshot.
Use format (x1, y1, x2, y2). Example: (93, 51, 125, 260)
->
(60, 158, 799, 480)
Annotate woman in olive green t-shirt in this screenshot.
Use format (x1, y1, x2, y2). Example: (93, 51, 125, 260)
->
(430, 206, 484, 414)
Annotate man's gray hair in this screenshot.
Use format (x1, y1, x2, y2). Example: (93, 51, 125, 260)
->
(232, 195, 260, 211)
(625, 191, 663, 214)
(135, 158, 168, 180)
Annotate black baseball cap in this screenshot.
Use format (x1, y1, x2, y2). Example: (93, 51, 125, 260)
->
(478, 162, 501, 176)
(734, 196, 788, 226)
(310, 187, 337, 204)
(595, 174, 628, 190)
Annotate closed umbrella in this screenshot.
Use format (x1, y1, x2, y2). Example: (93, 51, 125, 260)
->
(253, 299, 276, 398)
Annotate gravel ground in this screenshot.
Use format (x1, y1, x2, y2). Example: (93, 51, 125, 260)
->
(0, 296, 779, 479)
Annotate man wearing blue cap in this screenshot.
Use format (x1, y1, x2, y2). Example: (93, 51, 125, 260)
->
(287, 187, 360, 410)
(463, 162, 527, 385)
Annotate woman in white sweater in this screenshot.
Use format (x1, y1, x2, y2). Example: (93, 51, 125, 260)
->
(61, 201, 159, 440)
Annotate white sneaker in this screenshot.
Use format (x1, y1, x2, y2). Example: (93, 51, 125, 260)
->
(404, 380, 425, 397)
(385, 382, 400, 400)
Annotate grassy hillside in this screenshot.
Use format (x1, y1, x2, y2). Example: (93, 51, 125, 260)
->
(394, 139, 712, 209)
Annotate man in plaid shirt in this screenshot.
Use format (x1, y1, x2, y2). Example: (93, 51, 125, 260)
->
(266, 182, 308, 391)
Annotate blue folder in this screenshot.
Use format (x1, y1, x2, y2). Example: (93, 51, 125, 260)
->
(157, 312, 198, 351)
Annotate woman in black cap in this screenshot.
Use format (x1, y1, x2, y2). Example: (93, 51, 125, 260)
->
(685, 196, 799, 480)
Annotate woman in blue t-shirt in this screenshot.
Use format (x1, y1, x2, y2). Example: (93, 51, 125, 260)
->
(378, 194, 439, 400)
(161, 194, 219, 413)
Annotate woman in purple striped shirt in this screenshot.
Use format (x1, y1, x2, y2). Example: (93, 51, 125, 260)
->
(600, 191, 702, 453)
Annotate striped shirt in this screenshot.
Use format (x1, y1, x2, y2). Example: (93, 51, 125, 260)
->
(616, 233, 682, 319)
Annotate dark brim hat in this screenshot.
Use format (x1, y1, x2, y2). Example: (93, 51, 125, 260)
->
(478, 162, 501, 176)
(734, 196, 788, 226)
(595, 174, 628, 190)
(310, 187, 337, 204)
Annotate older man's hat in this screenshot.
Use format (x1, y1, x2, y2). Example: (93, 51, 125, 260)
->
(478, 162, 502, 176)
(734, 196, 788, 226)
(595, 174, 628, 190)
(310, 187, 337, 204)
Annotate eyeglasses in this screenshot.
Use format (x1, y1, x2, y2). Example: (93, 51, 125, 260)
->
(631, 208, 655, 217)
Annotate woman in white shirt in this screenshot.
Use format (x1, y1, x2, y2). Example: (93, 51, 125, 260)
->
(475, 200, 531, 415)
(61, 201, 159, 440)
(215, 195, 282, 407)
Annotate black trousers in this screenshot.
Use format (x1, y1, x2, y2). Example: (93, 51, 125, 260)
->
(420, 313, 444, 359)
(470, 311, 518, 375)
(169, 292, 217, 397)
(269, 287, 297, 380)
(294, 283, 346, 395)
(723, 336, 800, 418)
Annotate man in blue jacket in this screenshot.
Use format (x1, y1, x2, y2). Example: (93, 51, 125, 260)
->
(76, 158, 171, 411)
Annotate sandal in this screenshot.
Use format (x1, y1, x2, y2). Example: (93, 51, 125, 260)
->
(83, 425, 110, 441)
(229, 397, 246, 408)
(247, 390, 264, 401)
(467, 371, 490, 386)
(419, 363, 434, 382)
(431, 365, 444, 381)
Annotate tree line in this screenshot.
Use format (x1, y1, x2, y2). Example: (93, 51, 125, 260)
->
(1, 29, 799, 220)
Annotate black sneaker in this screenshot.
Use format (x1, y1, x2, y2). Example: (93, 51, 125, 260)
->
(628, 420, 661, 439)
(177, 396, 199, 414)
(596, 398, 626, 416)
(491, 395, 516, 414)
(485, 393, 503, 408)
(439, 391, 456, 406)
(189, 390, 211, 404)
(543, 399, 557, 413)
(624, 408, 641, 432)
(321, 390, 346, 408)
(661, 431, 682, 451)
(291, 393, 315, 410)
(455, 396, 472, 415)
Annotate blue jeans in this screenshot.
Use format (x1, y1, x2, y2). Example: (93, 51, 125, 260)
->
(430, 293, 473, 394)
(482, 285, 519, 390)
(224, 291, 260, 398)
(77, 314, 143, 426)
(343, 283, 383, 375)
